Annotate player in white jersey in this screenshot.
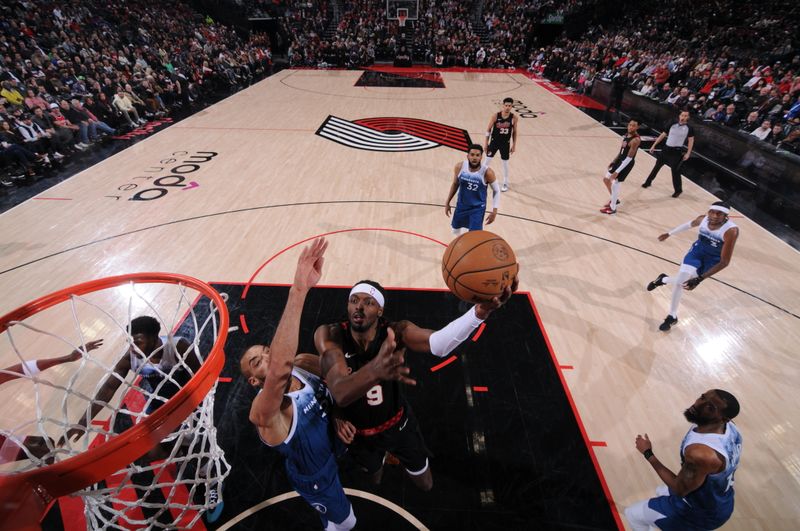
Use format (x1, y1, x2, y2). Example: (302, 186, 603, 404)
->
(646, 201, 739, 331)
(625, 389, 742, 530)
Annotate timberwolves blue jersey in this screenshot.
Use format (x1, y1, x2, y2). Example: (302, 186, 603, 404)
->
(262, 367, 334, 474)
(693, 216, 737, 257)
(679, 422, 742, 517)
(455, 160, 488, 214)
(650, 421, 742, 529)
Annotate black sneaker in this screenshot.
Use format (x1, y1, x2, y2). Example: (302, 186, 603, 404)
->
(659, 315, 678, 331)
(647, 273, 667, 291)
(672, 191, 682, 198)
(641, 180, 652, 188)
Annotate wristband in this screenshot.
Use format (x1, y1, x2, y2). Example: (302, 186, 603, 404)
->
(643, 449, 654, 460)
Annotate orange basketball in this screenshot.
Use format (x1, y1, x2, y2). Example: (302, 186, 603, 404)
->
(442, 230, 518, 303)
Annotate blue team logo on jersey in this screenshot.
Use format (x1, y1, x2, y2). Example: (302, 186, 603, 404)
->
(316, 116, 473, 153)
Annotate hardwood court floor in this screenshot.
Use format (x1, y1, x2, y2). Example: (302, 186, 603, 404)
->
(1, 68, 798, 530)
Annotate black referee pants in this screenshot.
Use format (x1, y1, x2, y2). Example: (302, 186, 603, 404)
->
(644, 146, 684, 193)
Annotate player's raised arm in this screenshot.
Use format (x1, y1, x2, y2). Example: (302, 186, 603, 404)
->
(249, 238, 327, 429)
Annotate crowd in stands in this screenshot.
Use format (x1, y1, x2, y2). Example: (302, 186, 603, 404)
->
(531, 0, 800, 153)
(1, 0, 273, 186)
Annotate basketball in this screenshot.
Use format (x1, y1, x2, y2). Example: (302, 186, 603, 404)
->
(442, 230, 519, 303)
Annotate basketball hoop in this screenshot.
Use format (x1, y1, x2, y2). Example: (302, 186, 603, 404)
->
(397, 7, 408, 27)
(0, 273, 229, 530)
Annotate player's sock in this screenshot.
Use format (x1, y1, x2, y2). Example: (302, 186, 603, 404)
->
(668, 271, 693, 317)
(502, 160, 509, 186)
(610, 180, 621, 210)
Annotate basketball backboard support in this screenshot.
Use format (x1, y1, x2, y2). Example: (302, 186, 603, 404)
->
(386, 0, 418, 20)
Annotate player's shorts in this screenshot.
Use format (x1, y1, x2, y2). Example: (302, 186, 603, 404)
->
(487, 139, 511, 160)
(451, 207, 484, 231)
(287, 452, 352, 526)
(349, 407, 431, 476)
(682, 243, 721, 277)
(608, 158, 636, 182)
(647, 492, 733, 530)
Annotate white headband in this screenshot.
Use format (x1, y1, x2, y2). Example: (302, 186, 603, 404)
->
(709, 205, 730, 214)
(349, 283, 385, 308)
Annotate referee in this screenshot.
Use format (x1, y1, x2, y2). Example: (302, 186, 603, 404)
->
(641, 110, 695, 197)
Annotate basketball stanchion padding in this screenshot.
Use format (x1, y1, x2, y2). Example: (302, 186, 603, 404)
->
(0, 273, 230, 530)
(442, 230, 519, 303)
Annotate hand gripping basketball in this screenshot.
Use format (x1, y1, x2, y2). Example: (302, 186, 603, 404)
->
(369, 327, 417, 386)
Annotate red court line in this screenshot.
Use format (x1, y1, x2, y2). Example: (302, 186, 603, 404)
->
(473, 386, 489, 392)
(218, 377, 232, 383)
(559, 365, 574, 370)
(591, 441, 608, 447)
(430, 355, 457, 372)
(33, 197, 72, 201)
(239, 313, 250, 334)
(472, 322, 486, 341)
(525, 292, 624, 530)
(242, 228, 447, 300)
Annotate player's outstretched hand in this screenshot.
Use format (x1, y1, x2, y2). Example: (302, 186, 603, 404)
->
(475, 277, 518, 318)
(635, 433, 653, 454)
(69, 338, 104, 361)
(370, 328, 416, 386)
(334, 418, 356, 444)
(294, 237, 328, 291)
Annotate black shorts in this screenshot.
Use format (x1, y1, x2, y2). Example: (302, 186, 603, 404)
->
(349, 407, 431, 475)
(609, 158, 635, 182)
(487, 139, 511, 160)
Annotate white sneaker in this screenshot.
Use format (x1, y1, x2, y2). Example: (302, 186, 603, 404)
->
(74, 143, 87, 150)
(501, 183, 509, 192)
(138, 119, 147, 125)
(53, 152, 65, 160)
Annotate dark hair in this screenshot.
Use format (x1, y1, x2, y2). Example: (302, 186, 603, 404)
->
(129, 315, 161, 337)
(468, 143, 484, 154)
(352, 279, 386, 304)
(503, 97, 514, 104)
(711, 200, 730, 210)
(714, 389, 740, 419)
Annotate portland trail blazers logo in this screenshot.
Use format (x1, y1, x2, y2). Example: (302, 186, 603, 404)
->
(316, 116, 473, 152)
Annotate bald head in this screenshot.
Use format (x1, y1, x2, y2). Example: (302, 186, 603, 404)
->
(240, 344, 270, 387)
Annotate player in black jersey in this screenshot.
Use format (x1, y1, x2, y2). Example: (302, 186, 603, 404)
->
(484, 97, 518, 192)
(314, 279, 515, 491)
(600, 119, 641, 215)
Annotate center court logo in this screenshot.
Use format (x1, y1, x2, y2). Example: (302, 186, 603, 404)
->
(316, 116, 473, 153)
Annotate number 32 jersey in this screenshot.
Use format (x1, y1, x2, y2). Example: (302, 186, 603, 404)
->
(455, 161, 489, 214)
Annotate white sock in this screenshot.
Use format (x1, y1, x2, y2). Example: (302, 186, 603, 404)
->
(502, 160, 509, 185)
(668, 271, 695, 317)
(610, 180, 621, 209)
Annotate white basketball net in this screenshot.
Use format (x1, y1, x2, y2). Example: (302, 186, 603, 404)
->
(0, 279, 230, 529)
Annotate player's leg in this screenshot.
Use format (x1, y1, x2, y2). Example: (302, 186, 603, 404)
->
(624, 486, 671, 531)
(348, 437, 386, 485)
(606, 160, 633, 212)
(292, 455, 356, 531)
(659, 263, 699, 331)
(500, 144, 510, 191)
(381, 410, 433, 491)
(451, 209, 469, 235)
